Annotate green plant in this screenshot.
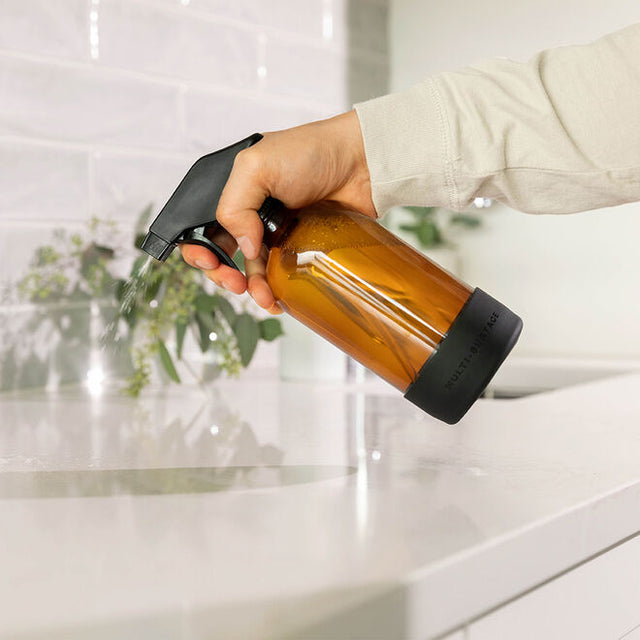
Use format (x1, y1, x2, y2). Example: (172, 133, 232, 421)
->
(397, 206, 482, 249)
(16, 209, 283, 396)
(17, 217, 119, 302)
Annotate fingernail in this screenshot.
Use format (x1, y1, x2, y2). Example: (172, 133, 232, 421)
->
(237, 235, 256, 259)
(195, 259, 215, 270)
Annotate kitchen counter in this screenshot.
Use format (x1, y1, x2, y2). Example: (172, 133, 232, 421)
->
(1, 371, 640, 639)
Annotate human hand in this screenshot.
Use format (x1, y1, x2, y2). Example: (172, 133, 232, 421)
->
(180, 110, 375, 314)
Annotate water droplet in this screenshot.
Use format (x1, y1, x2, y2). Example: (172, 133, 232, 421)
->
(101, 255, 154, 350)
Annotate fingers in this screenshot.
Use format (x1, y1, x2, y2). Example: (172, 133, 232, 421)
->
(180, 243, 247, 294)
(181, 238, 281, 313)
(180, 243, 220, 271)
(245, 246, 282, 314)
(180, 224, 247, 294)
(215, 148, 269, 260)
(181, 243, 281, 313)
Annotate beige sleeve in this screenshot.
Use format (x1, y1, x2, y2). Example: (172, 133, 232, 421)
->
(355, 23, 640, 215)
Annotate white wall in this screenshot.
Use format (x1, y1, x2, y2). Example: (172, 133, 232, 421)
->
(0, 0, 388, 389)
(390, 0, 640, 361)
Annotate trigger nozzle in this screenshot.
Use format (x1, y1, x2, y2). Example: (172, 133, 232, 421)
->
(140, 231, 174, 262)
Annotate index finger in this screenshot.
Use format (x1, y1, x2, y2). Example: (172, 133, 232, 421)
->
(215, 147, 269, 261)
(245, 245, 282, 314)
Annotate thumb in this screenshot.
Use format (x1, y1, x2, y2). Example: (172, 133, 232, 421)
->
(215, 148, 268, 261)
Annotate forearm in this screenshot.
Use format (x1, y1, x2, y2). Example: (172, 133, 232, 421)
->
(355, 23, 640, 215)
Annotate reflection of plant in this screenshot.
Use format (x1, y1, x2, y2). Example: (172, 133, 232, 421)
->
(2, 219, 125, 392)
(15, 209, 283, 397)
(397, 206, 482, 249)
(18, 218, 118, 302)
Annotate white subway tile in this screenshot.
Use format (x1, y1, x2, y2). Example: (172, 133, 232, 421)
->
(0, 222, 77, 283)
(264, 39, 347, 108)
(97, 0, 257, 89)
(183, 90, 332, 154)
(0, 57, 181, 150)
(0, 223, 139, 309)
(0, 0, 89, 61)
(153, 0, 325, 40)
(93, 151, 192, 221)
(0, 142, 89, 222)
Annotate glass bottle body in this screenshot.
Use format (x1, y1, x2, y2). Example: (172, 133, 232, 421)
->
(263, 202, 472, 392)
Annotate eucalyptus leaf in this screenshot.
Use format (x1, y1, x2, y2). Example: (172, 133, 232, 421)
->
(213, 294, 236, 326)
(259, 318, 284, 342)
(417, 222, 441, 248)
(233, 313, 259, 366)
(194, 293, 217, 314)
(405, 205, 436, 218)
(176, 319, 188, 359)
(451, 213, 481, 228)
(196, 311, 217, 352)
(399, 223, 420, 234)
(157, 339, 181, 383)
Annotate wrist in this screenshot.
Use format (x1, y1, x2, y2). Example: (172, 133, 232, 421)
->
(327, 110, 376, 217)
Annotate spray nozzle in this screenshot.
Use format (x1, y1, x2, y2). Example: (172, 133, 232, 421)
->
(140, 133, 264, 268)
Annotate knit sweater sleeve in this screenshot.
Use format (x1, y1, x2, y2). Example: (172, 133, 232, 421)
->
(355, 23, 640, 215)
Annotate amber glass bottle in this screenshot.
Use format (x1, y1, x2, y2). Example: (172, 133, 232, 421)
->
(141, 132, 523, 424)
(261, 200, 471, 390)
(259, 200, 522, 424)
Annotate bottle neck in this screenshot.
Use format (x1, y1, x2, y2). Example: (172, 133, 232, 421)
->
(258, 197, 292, 248)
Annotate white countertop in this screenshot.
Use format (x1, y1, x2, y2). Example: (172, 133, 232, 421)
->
(1, 371, 640, 639)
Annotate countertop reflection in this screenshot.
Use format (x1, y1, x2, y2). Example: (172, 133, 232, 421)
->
(1, 370, 640, 639)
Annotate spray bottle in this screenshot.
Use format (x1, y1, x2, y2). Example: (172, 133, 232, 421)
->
(141, 134, 522, 424)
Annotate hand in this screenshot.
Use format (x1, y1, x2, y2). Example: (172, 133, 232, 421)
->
(180, 110, 375, 314)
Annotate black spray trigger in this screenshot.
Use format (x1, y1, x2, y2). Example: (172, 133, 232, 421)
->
(140, 133, 264, 262)
(180, 225, 240, 271)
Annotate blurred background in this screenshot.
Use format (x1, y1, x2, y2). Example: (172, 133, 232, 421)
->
(0, 0, 639, 394)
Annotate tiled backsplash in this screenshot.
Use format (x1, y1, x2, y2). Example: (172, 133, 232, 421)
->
(0, 0, 389, 389)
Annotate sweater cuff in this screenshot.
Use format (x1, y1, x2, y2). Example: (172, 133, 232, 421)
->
(354, 77, 455, 216)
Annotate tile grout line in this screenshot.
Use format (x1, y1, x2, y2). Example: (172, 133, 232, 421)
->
(0, 46, 346, 113)
(88, 146, 95, 220)
(129, 0, 387, 60)
(0, 218, 102, 229)
(0, 134, 192, 160)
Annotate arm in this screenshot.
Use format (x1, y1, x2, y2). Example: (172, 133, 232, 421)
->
(356, 22, 640, 214)
(183, 23, 640, 310)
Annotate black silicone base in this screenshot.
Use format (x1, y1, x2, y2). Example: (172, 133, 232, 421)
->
(404, 288, 523, 424)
